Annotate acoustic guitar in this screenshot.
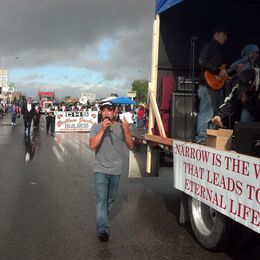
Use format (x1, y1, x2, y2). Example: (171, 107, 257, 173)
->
(204, 56, 251, 90)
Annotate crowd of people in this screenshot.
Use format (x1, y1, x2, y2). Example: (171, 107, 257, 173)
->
(0, 97, 149, 135)
(0, 100, 9, 119)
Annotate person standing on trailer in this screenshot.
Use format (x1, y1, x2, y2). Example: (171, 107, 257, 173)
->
(195, 27, 229, 145)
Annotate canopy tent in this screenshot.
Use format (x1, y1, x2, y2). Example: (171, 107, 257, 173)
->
(98, 96, 117, 103)
(111, 96, 136, 105)
(156, 0, 183, 14)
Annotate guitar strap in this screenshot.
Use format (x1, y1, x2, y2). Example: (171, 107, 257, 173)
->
(229, 55, 250, 72)
(255, 68, 259, 91)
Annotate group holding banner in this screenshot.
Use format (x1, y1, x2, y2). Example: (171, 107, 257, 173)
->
(54, 111, 98, 132)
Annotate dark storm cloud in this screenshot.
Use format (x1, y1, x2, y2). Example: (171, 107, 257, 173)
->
(0, 0, 154, 69)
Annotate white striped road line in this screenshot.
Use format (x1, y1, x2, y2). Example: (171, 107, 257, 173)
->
(52, 146, 64, 162)
(54, 137, 66, 153)
(58, 143, 66, 153)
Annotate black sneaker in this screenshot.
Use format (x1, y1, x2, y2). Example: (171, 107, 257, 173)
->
(98, 231, 109, 242)
(196, 140, 207, 145)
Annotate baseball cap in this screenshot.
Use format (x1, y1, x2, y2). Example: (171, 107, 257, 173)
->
(241, 44, 259, 57)
(100, 102, 115, 111)
(212, 26, 230, 35)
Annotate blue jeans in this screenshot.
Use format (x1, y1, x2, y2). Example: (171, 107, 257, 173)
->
(11, 114, 17, 124)
(240, 108, 255, 122)
(94, 172, 120, 234)
(195, 85, 224, 143)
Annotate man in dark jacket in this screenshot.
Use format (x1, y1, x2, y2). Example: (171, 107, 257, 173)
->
(194, 27, 229, 144)
(21, 97, 36, 136)
(46, 104, 55, 136)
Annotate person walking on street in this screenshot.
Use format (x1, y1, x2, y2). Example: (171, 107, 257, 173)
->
(10, 101, 19, 126)
(89, 102, 134, 242)
(21, 97, 35, 136)
(137, 106, 145, 128)
(34, 105, 41, 129)
(46, 104, 55, 136)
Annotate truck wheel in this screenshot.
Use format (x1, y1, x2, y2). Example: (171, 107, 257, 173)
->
(188, 196, 230, 251)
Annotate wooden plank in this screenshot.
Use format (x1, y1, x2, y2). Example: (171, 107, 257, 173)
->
(145, 134, 173, 146)
(147, 14, 160, 136)
(146, 14, 160, 174)
(149, 90, 166, 138)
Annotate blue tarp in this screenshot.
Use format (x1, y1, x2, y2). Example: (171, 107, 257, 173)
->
(156, 0, 183, 14)
(111, 96, 136, 105)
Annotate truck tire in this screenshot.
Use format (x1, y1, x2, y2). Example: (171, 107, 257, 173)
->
(188, 196, 230, 251)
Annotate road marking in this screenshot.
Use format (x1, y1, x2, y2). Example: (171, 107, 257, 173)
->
(54, 136, 66, 153)
(52, 146, 64, 162)
(58, 143, 66, 153)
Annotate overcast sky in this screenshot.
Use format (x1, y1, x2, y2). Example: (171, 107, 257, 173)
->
(1, 0, 155, 99)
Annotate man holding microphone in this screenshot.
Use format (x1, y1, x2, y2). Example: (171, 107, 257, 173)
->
(89, 102, 134, 242)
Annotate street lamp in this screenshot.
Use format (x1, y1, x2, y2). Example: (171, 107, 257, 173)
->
(0, 56, 19, 94)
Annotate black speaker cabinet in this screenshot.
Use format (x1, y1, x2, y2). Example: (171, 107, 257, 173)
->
(233, 122, 260, 158)
(176, 76, 200, 92)
(171, 92, 197, 141)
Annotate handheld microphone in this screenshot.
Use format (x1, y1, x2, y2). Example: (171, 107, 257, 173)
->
(104, 116, 112, 132)
(104, 116, 113, 145)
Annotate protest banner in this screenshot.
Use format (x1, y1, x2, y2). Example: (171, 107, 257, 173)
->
(173, 140, 260, 233)
(55, 111, 98, 132)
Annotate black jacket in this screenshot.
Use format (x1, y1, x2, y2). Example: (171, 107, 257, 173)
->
(199, 39, 225, 76)
(217, 84, 260, 123)
(21, 102, 35, 120)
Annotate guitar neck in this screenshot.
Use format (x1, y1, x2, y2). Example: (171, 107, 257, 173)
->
(226, 56, 250, 74)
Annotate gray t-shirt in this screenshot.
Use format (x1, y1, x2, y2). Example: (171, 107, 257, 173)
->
(90, 122, 125, 175)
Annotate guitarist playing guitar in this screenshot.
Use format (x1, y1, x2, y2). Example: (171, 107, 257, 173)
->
(195, 26, 230, 145)
(204, 54, 251, 90)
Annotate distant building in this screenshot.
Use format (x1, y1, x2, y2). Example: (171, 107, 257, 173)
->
(82, 93, 96, 103)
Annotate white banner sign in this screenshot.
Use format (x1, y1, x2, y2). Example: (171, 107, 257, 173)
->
(55, 111, 98, 132)
(173, 140, 260, 233)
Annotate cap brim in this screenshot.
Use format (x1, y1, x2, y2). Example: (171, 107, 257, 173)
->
(212, 27, 230, 36)
(100, 105, 114, 110)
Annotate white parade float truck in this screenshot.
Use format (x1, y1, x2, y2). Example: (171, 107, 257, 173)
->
(129, 0, 259, 251)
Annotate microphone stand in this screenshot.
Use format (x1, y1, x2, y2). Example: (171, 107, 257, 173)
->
(190, 36, 198, 141)
(191, 37, 197, 117)
(184, 36, 198, 141)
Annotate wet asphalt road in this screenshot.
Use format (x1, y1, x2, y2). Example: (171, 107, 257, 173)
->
(0, 114, 259, 260)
